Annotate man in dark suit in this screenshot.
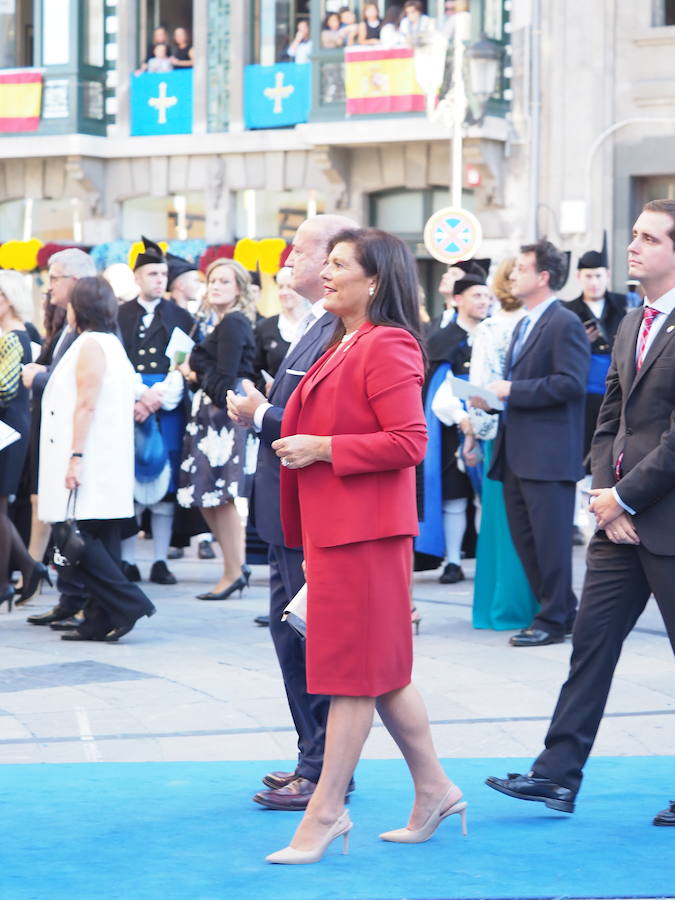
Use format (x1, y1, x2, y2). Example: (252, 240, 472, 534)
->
(486, 200, 675, 825)
(117, 237, 195, 585)
(485, 240, 590, 647)
(228, 214, 357, 810)
(21, 248, 97, 627)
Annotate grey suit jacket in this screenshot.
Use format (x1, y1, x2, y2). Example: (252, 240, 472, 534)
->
(253, 311, 338, 546)
(32, 326, 79, 397)
(591, 304, 675, 555)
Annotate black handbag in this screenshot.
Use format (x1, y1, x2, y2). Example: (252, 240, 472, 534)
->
(51, 489, 86, 568)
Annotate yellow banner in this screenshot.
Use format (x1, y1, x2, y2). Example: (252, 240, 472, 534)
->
(0, 81, 42, 119)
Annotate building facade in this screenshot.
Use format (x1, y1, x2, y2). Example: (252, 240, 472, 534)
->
(0, 0, 674, 307)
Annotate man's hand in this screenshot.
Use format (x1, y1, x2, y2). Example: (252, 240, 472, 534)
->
(603, 511, 640, 545)
(227, 378, 266, 427)
(469, 395, 490, 412)
(462, 432, 480, 466)
(140, 387, 162, 414)
(487, 379, 512, 401)
(22, 362, 46, 388)
(588, 487, 623, 530)
(272, 434, 331, 468)
(584, 322, 600, 343)
(134, 401, 151, 423)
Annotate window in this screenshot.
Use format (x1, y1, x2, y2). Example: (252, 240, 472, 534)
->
(235, 188, 324, 239)
(249, 0, 311, 65)
(121, 193, 205, 241)
(0, 0, 34, 68)
(138, 0, 193, 67)
(84, 0, 105, 67)
(653, 0, 675, 25)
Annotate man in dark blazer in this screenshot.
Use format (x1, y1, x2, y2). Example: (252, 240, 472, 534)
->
(117, 237, 195, 585)
(485, 240, 590, 646)
(486, 200, 675, 825)
(228, 214, 357, 810)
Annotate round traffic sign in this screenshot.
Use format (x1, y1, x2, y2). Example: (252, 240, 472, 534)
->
(423, 206, 483, 264)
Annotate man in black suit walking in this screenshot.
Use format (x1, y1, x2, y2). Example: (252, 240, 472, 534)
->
(487, 200, 675, 825)
(228, 214, 357, 810)
(484, 240, 590, 647)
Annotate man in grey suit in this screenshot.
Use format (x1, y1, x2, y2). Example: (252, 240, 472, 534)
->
(21, 248, 96, 626)
(228, 214, 357, 810)
(487, 200, 675, 825)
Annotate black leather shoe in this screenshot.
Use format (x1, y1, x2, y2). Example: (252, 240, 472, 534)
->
(198, 540, 215, 560)
(50, 617, 84, 631)
(149, 560, 177, 585)
(104, 623, 135, 642)
(167, 547, 184, 560)
(439, 563, 464, 584)
(486, 771, 576, 813)
(510, 628, 564, 647)
(27, 605, 74, 626)
(653, 801, 675, 826)
(61, 631, 103, 642)
(121, 561, 141, 582)
(254, 614, 270, 627)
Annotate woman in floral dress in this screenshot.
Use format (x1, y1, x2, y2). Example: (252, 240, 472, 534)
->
(177, 259, 258, 600)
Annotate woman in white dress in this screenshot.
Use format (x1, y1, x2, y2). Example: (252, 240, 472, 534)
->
(39, 277, 155, 641)
(463, 258, 538, 630)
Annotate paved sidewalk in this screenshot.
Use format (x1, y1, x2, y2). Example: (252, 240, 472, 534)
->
(0, 538, 672, 769)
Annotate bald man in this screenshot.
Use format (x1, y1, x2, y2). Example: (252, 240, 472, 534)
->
(228, 215, 358, 811)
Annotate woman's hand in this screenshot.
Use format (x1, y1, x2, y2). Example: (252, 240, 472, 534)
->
(272, 434, 332, 469)
(65, 457, 81, 490)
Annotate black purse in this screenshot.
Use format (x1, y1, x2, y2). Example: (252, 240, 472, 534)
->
(51, 489, 86, 569)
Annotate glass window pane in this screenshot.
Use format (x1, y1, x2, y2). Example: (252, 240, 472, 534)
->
(372, 191, 425, 234)
(0, 0, 17, 68)
(43, 0, 70, 65)
(84, 0, 105, 67)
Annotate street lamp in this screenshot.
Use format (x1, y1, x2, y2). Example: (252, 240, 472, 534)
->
(465, 33, 503, 124)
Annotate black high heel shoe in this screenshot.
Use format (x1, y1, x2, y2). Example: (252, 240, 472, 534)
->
(1, 585, 14, 613)
(15, 562, 52, 607)
(196, 573, 249, 601)
(241, 564, 251, 586)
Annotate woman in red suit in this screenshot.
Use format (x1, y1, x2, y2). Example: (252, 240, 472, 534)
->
(266, 229, 467, 865)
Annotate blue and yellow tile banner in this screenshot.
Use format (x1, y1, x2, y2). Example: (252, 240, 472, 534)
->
(244, 63, 311, 130)
(130, 71, 193, 136)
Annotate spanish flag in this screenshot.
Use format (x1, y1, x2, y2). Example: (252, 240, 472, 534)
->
(345, 48, 425, 115)
(0, 70, 43, 133)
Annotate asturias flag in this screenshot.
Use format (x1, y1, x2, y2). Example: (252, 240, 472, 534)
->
(244, 63, 311, 130)
(345, 47, 425, 115)
(0, 69, 43, 133)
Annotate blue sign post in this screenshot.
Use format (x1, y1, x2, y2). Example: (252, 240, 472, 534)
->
(244, 63, 311, 130)
(130, 70, 193, 136)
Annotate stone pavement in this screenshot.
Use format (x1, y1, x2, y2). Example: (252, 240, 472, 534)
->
(0, 537, 673, 769)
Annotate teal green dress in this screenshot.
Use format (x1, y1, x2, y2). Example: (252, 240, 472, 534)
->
(472, 439, 538, 630)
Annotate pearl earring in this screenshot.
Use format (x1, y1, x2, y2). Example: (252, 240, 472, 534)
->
(368, 286, 375, 297)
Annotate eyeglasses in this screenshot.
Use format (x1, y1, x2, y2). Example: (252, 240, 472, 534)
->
(48, 273, 73, 285)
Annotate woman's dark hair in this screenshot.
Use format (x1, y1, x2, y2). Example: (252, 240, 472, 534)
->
(43, 294, 66, 341)
(382, 4, 403, 26)
(323, 11, 340, 28)
(70, 276, 119, 334)
(325, 228, 426, 357)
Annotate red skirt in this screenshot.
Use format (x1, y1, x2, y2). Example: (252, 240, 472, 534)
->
(303, 533, 413, 697)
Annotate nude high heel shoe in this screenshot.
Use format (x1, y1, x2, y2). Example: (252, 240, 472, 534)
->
(266, 811, 352, 865)
(379, 786, 468, 843)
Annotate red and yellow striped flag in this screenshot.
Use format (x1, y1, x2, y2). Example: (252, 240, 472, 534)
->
(0, 70, 43, 133)
(345, 48, 425, 115)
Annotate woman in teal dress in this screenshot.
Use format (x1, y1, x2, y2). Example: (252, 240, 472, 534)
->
(465, 259, 538, 630)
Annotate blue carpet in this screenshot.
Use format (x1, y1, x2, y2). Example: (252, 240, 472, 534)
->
(0, 757, 673, 900)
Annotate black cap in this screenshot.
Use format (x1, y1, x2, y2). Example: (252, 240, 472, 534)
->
(577, 231, 609, 270)
(453, 273, 487, 296)
(452, 258, 491, 279)
(166, 252, 198, 289)
(134, 236, 166, 271)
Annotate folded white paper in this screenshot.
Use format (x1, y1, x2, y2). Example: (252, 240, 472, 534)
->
(450, 375, 504, 411)
(164, 326, 195, 361)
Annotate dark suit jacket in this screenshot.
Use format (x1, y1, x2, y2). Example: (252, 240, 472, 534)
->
(489, 300, 590, 483)
(253, 310, 338, 546)
(563, 291, 627, 356)
(117, 298, 194, 370)
(590, 305, 675, 555)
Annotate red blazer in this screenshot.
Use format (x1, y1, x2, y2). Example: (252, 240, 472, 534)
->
(280, 323, 427, 548)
